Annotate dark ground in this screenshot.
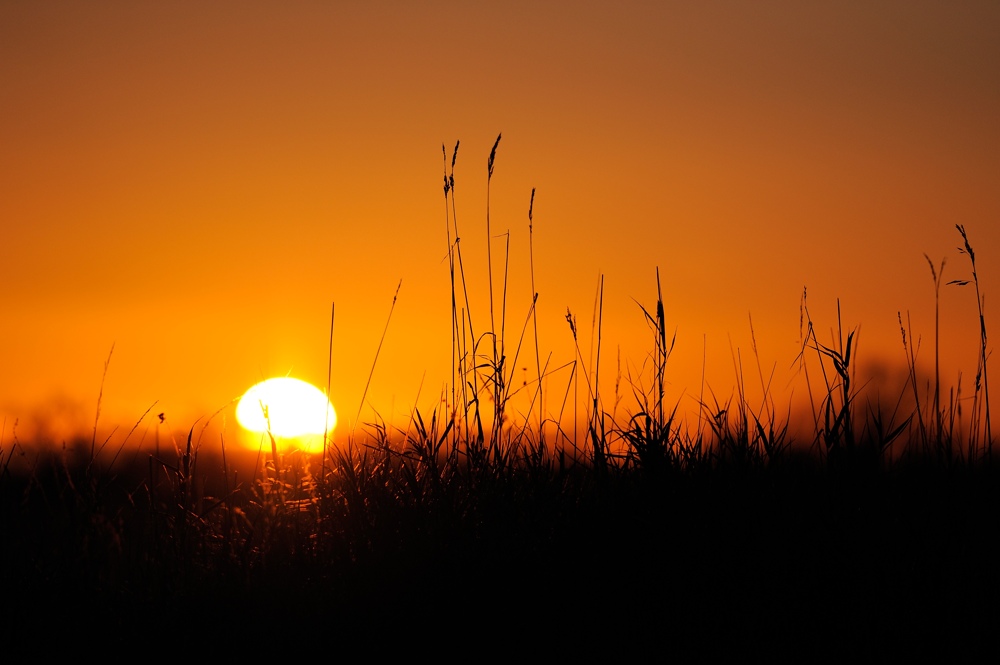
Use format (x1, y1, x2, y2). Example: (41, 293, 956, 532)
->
(2, 445, 998, 661)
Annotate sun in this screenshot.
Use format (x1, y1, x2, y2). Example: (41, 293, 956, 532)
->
(235, 377, 337, 454)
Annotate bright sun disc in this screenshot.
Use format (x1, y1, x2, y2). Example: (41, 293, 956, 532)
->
(235, 377, 337, 453)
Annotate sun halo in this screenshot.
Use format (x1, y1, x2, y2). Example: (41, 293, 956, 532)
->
(235, 377, 337, 454)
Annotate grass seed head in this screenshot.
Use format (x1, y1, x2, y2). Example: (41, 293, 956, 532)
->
(488, 133, 501, 180)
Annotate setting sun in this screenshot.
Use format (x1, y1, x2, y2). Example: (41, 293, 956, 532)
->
(235, 377, 337, 454)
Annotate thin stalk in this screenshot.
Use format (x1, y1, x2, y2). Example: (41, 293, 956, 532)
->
(322, 301, 335, 484)
(443, 144, 458, 418)
(495, 230, 511, 447)
(448, 140, 476, 441)
(591, 275, 605, 467)
(925, 255, 945, 450)
(92, 343, 115, 462)
(950, 224, 991, 459)
(527, 188, 543, 436)
(486, 133, 501, 382)
(354, 280, 402, 435)
(483, 134, 502, 452)
(899, 311, 927, 454)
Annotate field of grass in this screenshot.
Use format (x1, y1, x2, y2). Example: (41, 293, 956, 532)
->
(2, 141, 997, 659)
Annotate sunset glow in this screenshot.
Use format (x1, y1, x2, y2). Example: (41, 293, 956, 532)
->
(0, 2, 996, 447)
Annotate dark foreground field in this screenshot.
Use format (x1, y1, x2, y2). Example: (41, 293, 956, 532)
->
(2, 433, 998, 661)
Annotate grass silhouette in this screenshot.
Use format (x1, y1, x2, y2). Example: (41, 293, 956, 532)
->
(0, 142, 997, 660)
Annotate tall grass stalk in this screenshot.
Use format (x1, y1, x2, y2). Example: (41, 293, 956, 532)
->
(797, 288, 823, 441)
(321, 301, 335, 485)
(949, 224, 992, 460)
(443, 140, 478, 445)
(354, 280, 401, 436)
(899, 311, 927, 455)
(590, 275, 606, 468)
(925, 254, 945, 448)
(485, 133, 505, 450)
(91, 343, 115, 461)
(528, 188, 543, 436)
(564, 309, 593, 461)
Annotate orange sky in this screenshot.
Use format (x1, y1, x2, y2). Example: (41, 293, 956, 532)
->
(2, 1, 998, 449)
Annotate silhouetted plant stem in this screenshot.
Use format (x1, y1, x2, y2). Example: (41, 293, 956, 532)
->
(354, 280, 401, 435)
(591, 275, 606, 469)
(442, 144, 458, 422)
(91, 343, 115, 462)
(445, 140, 478, 445)
(925, 255, 945, 453)
(321, 301, 335, 485)
(899, 311, 928, 454)
(485, 135, 501, 425)
(950, 224, 992, 460)
(528, 188, 543, 435)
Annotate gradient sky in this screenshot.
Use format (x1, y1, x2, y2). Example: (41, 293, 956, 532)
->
(2, 1, 998, 447)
